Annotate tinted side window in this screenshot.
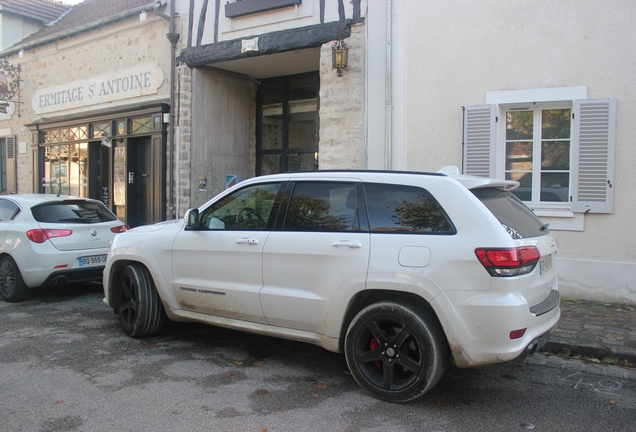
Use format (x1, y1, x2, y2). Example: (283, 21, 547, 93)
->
(471, 187, 548, 239)
(283, 182, 358, 232)
(31, 201, 117, 223)
(200, 183, 281, 230)
(364, 183, 455, 234)
(0, 199, 20, 221)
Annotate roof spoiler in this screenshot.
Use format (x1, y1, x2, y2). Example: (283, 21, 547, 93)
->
(437, 166, 519, 191)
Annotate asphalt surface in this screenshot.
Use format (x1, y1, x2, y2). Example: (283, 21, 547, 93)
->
(1, 283, 635, 431)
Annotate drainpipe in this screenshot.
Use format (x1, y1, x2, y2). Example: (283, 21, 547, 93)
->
(166, 0, 180, 219)
(385, 0, 392, 170)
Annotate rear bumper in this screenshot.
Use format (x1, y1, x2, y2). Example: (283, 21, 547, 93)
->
(431, 286, 561, 368)
(512, 321, 558, 362)
(39, 266, 105, 287)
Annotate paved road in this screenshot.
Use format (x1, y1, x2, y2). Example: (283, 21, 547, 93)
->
(1, 283, 635, 432)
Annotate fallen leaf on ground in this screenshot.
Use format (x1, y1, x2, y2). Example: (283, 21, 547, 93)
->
(315, 383, 328, 390)
(255, 389, 269, 396)
(436, 398, 453, 406)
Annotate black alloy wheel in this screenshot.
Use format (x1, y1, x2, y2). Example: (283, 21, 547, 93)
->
(117, 264, 164, 337)
(345, 301, 447, 402)
(0, 256, 29, 302)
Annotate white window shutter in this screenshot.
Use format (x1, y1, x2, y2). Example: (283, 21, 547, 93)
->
(570, 99, 616, 213)
(6, 135, 17, 193)
(463, 105, 496, 177)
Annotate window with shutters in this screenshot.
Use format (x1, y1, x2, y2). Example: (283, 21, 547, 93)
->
(463, 87, 616, 225)
(504, 107, 571, 206)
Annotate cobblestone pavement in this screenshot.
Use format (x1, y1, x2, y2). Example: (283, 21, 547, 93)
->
(526, 299, 636, 380)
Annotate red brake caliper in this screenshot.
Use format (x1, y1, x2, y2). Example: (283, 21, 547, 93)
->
(370, 338, 382, 369)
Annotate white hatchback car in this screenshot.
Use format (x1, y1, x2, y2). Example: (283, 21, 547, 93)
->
(103, 168, 560, 402)
(0, 195, 128, 302)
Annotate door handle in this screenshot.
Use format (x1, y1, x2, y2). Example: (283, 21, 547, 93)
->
(332, 241, 362, 248)
(236, 238, 259, 245)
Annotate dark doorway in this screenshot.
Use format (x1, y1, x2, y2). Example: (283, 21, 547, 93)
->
(88, 142, 110, 206)
(126, 137, 152, 227)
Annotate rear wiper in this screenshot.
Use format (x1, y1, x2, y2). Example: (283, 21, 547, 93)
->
(58, 217, 93, 223)
(540, 223, 550, 231)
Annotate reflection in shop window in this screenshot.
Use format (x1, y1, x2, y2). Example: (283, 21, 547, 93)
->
(42, 143, 88, 197)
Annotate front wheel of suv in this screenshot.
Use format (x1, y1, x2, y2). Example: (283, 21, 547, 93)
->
(344, 301, 447, 402)
(117, 264, 165, 337)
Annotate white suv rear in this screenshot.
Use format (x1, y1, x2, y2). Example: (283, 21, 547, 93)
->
(103, 168, 560, 402)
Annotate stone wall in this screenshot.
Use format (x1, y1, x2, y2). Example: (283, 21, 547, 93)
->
(318, 23, 366, 170)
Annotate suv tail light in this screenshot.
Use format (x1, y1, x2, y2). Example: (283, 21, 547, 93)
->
(111, 225, 129, 233)
(474, 246, 541, 277)
(27, 229, 73, 244)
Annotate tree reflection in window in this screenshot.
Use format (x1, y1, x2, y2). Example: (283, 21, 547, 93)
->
(365, 184, 455, 234)
(284, 183, 356, 232)
(201, 183, 281, 230)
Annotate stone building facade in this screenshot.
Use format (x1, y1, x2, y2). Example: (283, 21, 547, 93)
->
(0, 0, 173, 227)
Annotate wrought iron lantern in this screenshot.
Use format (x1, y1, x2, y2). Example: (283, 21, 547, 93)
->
(331, 35, 349, 77)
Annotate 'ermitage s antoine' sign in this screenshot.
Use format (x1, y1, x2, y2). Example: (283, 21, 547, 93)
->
(31, 64, 164, 115)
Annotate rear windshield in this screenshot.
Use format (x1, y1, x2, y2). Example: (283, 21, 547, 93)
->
(31, 201, 118, 224)
(471, 188, 549, 239)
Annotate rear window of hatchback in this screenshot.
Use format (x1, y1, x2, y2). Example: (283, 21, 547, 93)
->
(31, 201, 118, 224)
(471, 187, 549, 239)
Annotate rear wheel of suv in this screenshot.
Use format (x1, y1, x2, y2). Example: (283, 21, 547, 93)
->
(117, 264, 165, 337)
(344, 301, 447, 402)
(0, 256, 30, 302)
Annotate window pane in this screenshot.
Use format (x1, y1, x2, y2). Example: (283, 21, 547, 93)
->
(507, 172, 532, 201)
(261, 81, 283, 150)
(260, 154, 280, 175)
(0, 199, 20, 221)
(541, 141, 570, 170)
(131, 116, 152, 134)
(201, 183, 281, 230)
(540, 173, 569, 202)
(92, 122, 111, 138)
(284, 182, 357, 232)
(288, 75, 318, 151)
(31, 201, 117, 223)
(287, 152, 318, 172)
(506, 111, 533, 140)
(471, 188, 548, 239)
(542, 109, 571, 139)
(506, 142, 533, 170)
(364, 184, 455, 234)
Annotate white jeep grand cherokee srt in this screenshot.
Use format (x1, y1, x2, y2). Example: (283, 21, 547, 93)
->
(103, 168, 560, 402)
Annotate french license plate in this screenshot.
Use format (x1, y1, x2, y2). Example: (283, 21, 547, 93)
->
(540, 254, 553, 275)
(78, 255, 107, 267)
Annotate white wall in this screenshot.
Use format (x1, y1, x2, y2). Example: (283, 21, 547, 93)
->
(393, 0, 636, 303)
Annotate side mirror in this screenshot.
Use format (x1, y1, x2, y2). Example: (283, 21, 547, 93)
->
(184, 208, 199, 230)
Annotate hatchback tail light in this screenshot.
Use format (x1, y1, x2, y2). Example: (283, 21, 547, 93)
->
(111, 225, 129, 233)
(27, 229, 73, 244)
(474, 246, 541, 277)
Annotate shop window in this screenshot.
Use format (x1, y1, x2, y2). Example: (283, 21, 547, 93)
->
(131, 116, 153, 134)
(91, 122, 112, 138)
(43, 126, 88, 144)
(257, 72, 319, 175)
(42, 143, 88, 197)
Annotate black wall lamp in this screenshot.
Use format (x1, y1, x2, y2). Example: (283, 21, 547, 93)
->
(331, 34, 349, 77)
